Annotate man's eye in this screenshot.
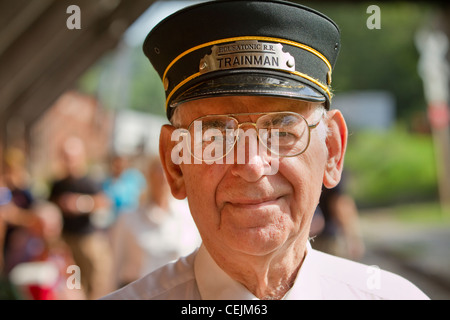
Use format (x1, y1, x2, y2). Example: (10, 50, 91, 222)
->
(204, 135, 223, 142)
(268, 131, 297, 144)
(271, 131, 293, 138)
(202, 131, 225, 143)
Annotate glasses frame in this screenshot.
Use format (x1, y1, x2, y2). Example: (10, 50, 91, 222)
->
(182, 110, 324, 162)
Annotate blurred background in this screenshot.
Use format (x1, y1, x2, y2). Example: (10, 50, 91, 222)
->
(0, 0, 449, 299)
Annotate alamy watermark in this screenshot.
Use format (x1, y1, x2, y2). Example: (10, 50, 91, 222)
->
(66, 5, 81, 30)
(366, 265, 382, 290)
(66, 265, 81, 290)
(366, 5, 381, 30)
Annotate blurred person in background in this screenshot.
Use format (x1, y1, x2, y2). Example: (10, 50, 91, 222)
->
(102, 154, 147, 226)
(1, 148, 38, 278)
(309, 174, 365, 261)
(1, 148, 36, 270)
(3, 148, 34, 211)
(48, 136, 114, 299)
(0, 149, 82, 299)
(109, 156, 200, 289)
(1, 171, 38, 300)
(7, 201, 86, 300)
(0, 182, 9, 274)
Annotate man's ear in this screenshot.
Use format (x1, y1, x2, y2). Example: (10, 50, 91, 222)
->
(159, 124, 187, 200)
(323, 109, 348, 189)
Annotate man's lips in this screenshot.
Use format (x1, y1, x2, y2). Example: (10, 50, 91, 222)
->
(225, 197, 283, 209)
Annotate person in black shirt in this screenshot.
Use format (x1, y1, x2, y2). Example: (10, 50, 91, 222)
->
(49, 136, 113, 299)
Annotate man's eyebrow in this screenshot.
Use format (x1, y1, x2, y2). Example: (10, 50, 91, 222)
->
(260, 114, 296, 126)
(195, 118, 229, 130)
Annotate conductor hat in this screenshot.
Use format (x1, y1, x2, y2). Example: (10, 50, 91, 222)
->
(143, 0, 341, 120)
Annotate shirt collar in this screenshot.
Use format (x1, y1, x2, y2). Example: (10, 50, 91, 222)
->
(283, 242, 323, 300)
(194, 244, 258, 300)
(194, 242, 323, 300)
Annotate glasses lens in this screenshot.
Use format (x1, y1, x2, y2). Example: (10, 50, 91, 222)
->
(257, 113, 309, 156)
(188, 116, 238, 161)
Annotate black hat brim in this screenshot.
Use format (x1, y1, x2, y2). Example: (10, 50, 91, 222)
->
(169, 71, 326, 112)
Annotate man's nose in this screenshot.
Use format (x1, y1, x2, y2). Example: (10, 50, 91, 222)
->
(229, 126, 274, 181)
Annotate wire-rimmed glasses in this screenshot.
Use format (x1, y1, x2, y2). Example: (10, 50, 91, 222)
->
(181, 111, 323, 163)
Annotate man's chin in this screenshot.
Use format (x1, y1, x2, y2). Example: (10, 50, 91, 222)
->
(223, 225, 290, 257)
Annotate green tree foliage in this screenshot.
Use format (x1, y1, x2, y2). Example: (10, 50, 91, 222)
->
(345, 125, 438, 207)
(304, 1, 433, 120)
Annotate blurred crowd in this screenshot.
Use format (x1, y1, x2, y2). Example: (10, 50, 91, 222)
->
(0, 136, 200, 300)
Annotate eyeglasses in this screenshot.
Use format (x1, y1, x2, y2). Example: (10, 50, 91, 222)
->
(181, 110, 323, 162)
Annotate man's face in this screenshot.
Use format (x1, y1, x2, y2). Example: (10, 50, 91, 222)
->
(161, 96, 345, 258)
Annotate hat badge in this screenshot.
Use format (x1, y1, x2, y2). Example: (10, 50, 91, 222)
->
(199, 40, 296, 74)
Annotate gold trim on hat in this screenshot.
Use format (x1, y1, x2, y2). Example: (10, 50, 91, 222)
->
(163, 36, 333, 109)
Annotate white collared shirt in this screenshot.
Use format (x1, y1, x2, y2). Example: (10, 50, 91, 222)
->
(102, 242, 429, 300)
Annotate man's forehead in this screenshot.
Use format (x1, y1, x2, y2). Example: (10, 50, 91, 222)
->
(175, 96, 322, 119)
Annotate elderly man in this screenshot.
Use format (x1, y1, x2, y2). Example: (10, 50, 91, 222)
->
(104, 0, 428, 300)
